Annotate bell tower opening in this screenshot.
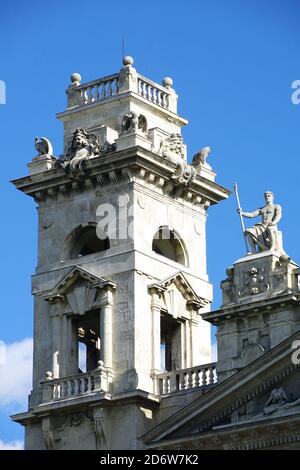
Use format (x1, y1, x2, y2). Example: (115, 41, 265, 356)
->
(152, 226, 188, 266)
(160, 315, 182, 372)
(64, 223, 110, 259)
(74, 310, 101, 373)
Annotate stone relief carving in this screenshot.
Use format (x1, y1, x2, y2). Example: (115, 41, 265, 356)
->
(35, 136, 53, 156)
(262, 387, 300, 417)
(56, 128, 100, 175)
(239, 266, 269, 297)
(120, 112, 147, 135)
(159, 133, 197, 186)
(94, 408, 107, 450)
(42, 417, 56, 450)
(263, 387, 288, 415)
(160, 133, 184, 159)
(64, 413, 91, 427)
(192, 146, 211, 169)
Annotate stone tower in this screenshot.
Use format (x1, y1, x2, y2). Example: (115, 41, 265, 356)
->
(11, 57, 229, 450)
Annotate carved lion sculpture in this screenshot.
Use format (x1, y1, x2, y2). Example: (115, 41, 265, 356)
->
(57, 128, 100, 175)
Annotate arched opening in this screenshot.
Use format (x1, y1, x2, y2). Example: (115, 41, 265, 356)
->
(64, 223, 110, 260)
(152, 226, 188, 266)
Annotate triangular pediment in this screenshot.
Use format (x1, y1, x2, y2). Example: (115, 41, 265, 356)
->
(43, 266, 116, 315)
(142, 331, 300, 449)
(49, 265, 111, 295)
(149, 271, 208, 306)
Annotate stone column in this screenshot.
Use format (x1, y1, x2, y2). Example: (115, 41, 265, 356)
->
(184, 318, 191, 368)
(149, 287, 162, 375)
(100, 284, 115, 371)
(187, 301, 201, 367)
(49, 299, 63, 378)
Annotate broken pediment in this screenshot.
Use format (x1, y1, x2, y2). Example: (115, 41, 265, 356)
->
(43, 265, 116, 315)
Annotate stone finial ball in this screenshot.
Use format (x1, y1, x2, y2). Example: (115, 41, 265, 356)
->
(46, 371, 53, 380)
(70, 73, 81, 84)
(162, 77, 173, 88)
(97, 360, 105, 368)
(123, 56, 134, 66)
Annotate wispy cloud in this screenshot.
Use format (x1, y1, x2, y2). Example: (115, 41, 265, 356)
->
(0, 338, 33, 408)
(0, 439, 23, 450)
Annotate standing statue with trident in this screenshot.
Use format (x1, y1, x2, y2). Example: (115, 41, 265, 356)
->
(233, 183, 285, 255)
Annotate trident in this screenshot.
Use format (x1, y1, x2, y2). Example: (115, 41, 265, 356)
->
(233, 182, 250, 254)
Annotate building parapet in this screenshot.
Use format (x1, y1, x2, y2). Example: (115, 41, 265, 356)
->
(153, 362, 217, 395)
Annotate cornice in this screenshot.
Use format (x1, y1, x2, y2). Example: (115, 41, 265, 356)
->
(11, 146, 229, 208)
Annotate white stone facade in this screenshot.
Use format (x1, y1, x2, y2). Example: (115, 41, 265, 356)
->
(11, 58, 229, 450)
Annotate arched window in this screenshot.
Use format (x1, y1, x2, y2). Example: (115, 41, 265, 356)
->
(152, 226, 188, 266)
(63, 223, 110, 259)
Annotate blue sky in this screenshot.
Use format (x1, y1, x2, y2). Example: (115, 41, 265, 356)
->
(0, 0, 300, 448)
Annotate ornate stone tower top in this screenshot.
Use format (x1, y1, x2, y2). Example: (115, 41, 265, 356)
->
(11, 58, 230, 450)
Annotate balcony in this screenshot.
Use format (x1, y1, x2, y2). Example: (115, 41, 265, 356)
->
(40, 362, 112, 404)
(152, 363, 217, 396)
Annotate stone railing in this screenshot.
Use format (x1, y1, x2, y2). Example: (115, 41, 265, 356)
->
(137, 76, 169, 109)
(66, 64, 177, 112)
(40, 365, 111, 404)
(73, 73, 120, 106)
(153, 363, 217, 396)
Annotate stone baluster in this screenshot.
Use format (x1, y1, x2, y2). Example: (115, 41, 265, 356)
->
(69, 379, 74, 397)
(52, 383, 58, 401)
(187, 370, 194, 389)
(59, 381, 65, 399)
(87, 375, 92, 392)
(152, 87, 157, 104)
(202, 368, 207, 386)
(179, 372, 186, 390)
(157, 90, 162, 106)
(208, 366, 214, 385)
(74, 377, 79, 395)
(164, 376, 170, 394)
(100, 81, 106, 98)
(194, 369, 200, 387)
(94, 84, 99, 100)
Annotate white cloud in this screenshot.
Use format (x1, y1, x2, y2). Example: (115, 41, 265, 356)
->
(0, 338, 33, 408)
(0, 439, 23, 450)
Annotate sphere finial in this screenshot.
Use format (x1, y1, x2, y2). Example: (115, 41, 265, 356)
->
(162, 76, 173, 88)
(46, 371, 53, 380)
(70, 73, 81, 85)
(123, 56, 134, 67)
